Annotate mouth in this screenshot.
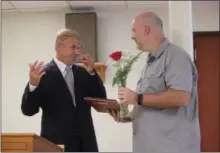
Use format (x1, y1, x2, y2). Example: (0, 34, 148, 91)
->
(73, 53, 82, 61)
(73, 51, 80, 56)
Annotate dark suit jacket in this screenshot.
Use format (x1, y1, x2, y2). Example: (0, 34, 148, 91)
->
(21, 60, 107, 152)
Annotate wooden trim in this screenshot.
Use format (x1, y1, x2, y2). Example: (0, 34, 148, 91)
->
(1, 133, 64, 152)
(76, 62, 106, 82)
(193, 31, 220, 37)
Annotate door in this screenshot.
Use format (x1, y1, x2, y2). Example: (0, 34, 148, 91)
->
(194, 31, 220, 152)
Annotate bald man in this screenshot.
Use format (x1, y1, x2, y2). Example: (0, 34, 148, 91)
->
(108, 12, 201, 152)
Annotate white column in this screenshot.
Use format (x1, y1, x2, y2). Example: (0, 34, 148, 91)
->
(168, 1, 194, 59)
(0, 0, 2, 108)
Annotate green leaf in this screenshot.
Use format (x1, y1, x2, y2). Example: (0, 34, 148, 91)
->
(112, 77, 118, 87)
(112, 52, 143, 87)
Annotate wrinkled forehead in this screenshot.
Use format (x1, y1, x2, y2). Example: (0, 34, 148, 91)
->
(63, 37, 81, 45)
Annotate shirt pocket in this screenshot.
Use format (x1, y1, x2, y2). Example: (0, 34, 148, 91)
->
(144, 68, 166, 93)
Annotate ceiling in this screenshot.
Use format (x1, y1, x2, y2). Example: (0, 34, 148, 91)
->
(1, 1, 219, 12)
(1, 1, 169, 11)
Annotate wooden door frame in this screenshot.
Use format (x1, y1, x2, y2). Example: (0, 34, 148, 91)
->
(193, 31, 220, 36)
(193, 30, 220, 151)
(193, 31, 220, 62)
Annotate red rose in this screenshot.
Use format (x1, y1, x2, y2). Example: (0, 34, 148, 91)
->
(109, 51, 122, 61)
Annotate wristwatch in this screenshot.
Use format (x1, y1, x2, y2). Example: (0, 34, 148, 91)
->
(137, 94, 143, 105)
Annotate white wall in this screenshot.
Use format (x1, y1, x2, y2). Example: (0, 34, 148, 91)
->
(2, 2, 219, 152)
(192, 1, 219, 31)
(2, 11, 65, 133)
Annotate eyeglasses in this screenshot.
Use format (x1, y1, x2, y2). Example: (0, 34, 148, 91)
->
(72, 44, 82, 50)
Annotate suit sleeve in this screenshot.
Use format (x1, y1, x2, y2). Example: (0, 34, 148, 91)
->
(21, 78, 45, 116)
(86, 70, 107, 98)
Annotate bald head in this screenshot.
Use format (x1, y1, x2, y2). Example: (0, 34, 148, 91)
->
(131, 11, 165, 52)
(136, 11, 164, 33)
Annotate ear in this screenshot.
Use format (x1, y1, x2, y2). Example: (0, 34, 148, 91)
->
(55, 43, 61, 51)
(144, 25, 150, 35)
(55, 44, 58, 51)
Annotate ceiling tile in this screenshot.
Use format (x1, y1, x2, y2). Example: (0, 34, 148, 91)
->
(68, 1, 125, 8)
(1, 1, 15, 9)
(10, 1, 69, 9)
(127, 1, 168, 8)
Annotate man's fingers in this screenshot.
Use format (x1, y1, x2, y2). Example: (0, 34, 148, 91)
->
(29, 60, 38, 72)
(81, 59, 88, 63)
(107, 109, 112, 116)
(118, 95, 124, 101)
(118, 88, 125, 96)
(29, 64, 34, 72)
(118, 87, 125, 92)
(29, 60, 44, 73)
(39, 71, 46, 78)
(107, 109, 122, 122)
(118, 90, 124, 95)
(34, 61, 44, 73)
(80, 54, 89, 61)
(29, 61, 46, 80)
(111, 110, 116, 117)
(107, 109, 115, 117)
(118, 92, 124, 98)
(81, 59, 89, 66)
(118, 88, 124, 98)
(110, 110, 118, 121)
(32, 60, 38, 67)
(36, 64, 45, 75)
(116, 110, 121, 122)
(118, 91, 125, 102)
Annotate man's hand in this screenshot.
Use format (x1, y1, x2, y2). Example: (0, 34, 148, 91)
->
(118, 87, 138, 105)
(80, 54, 95, 74)
(29, 61, 45, 86)
(107, 109, 132, 123)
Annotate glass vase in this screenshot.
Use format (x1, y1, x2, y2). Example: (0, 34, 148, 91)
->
(118, 82, 130, 118)
(119, 103, 129, 118)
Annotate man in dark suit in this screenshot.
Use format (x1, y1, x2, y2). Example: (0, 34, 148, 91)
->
(21, 28, 107, 152)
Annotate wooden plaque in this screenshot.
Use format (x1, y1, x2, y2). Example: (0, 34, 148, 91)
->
(84, 97, 120, 113)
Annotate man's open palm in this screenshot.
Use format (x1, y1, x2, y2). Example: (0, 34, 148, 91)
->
(29, 61, 45, 86)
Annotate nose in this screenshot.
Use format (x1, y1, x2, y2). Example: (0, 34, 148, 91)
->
(74, 48, 81, 55)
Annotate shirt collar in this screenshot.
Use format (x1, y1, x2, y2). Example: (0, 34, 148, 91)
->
(53, 57, 70, 74)
(147, 38, 170, 63)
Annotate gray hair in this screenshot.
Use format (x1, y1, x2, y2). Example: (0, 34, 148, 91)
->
(55, 28, 82, 46)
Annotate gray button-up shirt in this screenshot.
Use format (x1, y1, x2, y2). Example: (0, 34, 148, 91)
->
(132, 39, 201, 153)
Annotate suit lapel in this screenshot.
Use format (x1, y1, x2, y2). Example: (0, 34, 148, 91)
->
(48, 59, 66, 83)
(72, 64, 79, 102)
(48, 60, 74, 102)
